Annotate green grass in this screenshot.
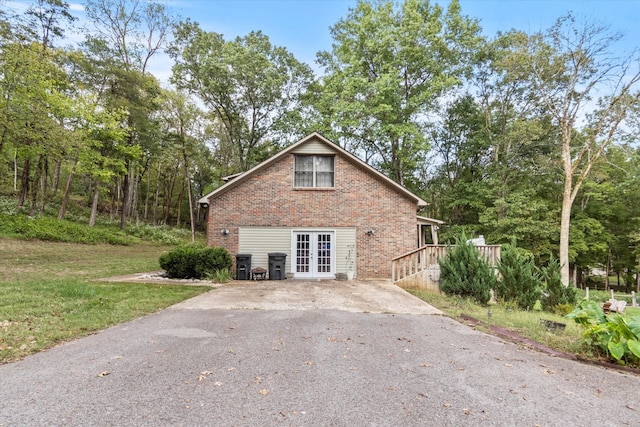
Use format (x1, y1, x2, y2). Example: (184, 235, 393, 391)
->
(0, 238, 210, 364)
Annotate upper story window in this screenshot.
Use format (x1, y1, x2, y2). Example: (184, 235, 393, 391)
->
(294, 155, 334, 188)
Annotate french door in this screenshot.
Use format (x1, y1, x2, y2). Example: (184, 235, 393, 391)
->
(293, 231, 335, 278)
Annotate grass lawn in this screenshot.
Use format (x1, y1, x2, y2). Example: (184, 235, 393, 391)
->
(409, 290, 598, 360)
(0, 238, 211, 364)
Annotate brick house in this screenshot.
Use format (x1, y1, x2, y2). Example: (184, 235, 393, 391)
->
(198, 133, 440, 280)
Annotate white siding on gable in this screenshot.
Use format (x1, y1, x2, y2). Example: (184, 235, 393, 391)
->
(238, 226, 356, 278)
(291, 139, 337, 155)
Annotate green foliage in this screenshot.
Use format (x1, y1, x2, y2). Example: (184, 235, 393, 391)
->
(169, 22, 314, 174)
(567, 300, 640, 365)
(127, 223, 192, 245)
(0, 214, 136, 245)
(438, 235, 495, 305)
(0, 197, 19, 215)
(195, 246, 233, 279)
(553, 303, 575, 316)
(495, 243, 543, 310)
(541, 254, 577, 311)
(159, 245, 232, 279)
(314, 0, 482, 189)
(211, 268, 232, 283)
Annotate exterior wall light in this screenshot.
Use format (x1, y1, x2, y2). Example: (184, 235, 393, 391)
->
(365, 229, 374, 236)
(221, 228, 230, 235)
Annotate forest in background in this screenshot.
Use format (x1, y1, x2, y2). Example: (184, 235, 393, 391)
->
(0, 0, 639, 288)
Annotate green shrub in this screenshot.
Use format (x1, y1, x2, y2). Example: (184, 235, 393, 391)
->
(211, 268, 232, 283)
(567, 300, 640, 365)
(0, 197, 19, 215)
(438, 235, 495, 305)
(495, 243, 543, 310)
(159, 245, 197, 278)
(159, 245, 232, 279)
(541, 255, 577, 311)
(127, 223, 191, 245)
(553, 303, 575, 316)
(0, 214, 136, 245)
(195, 247, 233, 278)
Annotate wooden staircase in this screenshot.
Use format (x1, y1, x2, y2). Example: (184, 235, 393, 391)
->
(392, 245, 501, 292)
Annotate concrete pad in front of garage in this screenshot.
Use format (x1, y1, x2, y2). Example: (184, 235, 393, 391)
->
(171, 279, 442, 315)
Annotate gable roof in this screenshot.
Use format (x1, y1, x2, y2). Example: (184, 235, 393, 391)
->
(198, 132, 428, 207)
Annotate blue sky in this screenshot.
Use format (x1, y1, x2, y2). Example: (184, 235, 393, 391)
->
(163, 0, 640, 81)
(168, 0, 640, 59)
(6, 0, 640, 81)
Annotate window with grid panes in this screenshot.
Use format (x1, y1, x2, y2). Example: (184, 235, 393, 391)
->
(294, 155, 334, 188)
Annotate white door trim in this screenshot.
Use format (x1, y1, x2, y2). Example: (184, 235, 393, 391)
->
(291, 230, 336, 278)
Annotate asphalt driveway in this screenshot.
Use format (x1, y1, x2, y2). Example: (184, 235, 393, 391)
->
(1, 280, 639, 426)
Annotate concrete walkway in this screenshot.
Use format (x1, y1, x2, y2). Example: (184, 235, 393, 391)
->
(172, 279, 443, 315)
(102, 273, 442, 315)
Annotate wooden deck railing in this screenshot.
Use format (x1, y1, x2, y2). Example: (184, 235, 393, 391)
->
(392, 244, 501, 291)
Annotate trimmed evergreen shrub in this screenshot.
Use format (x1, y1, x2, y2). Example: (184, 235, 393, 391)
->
(438, 235, 495, 305)
(195, 246, 233, 278)
(541, 254, 577, 311)
(159, 245, 232, 279)
(495, 243, 543, 310)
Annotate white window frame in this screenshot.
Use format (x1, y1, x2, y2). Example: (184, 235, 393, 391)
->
(294, 155, 334, 188)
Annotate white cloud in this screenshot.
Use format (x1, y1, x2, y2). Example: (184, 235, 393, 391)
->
(69, 3, 85, 12)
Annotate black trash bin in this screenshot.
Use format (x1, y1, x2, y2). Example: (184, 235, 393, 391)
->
(268, 252, 287, 280)
(235, 254, 252, 280)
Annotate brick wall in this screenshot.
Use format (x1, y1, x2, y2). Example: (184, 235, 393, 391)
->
(206, 153, 418, 278)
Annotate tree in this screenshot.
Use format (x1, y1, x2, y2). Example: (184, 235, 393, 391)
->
(512, 15, 640, 285)
(83, 0, 174, 229)
(495, 243, 543, 310)
(315, 0, 482, 189)
(0, 0, 76, 213)
(169, 23, 314, 173)
(159, 89, 208, 240)
(23, 0, 76, 50)
(438, 234, 495, 305)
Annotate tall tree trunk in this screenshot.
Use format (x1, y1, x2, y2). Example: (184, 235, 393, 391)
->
(58, 157, 78, 220)
(89, 182, 99, 227)
(133, 173, 140, 225)
(605, 249, 611, 291)
(38, 156, 48, 214)
(176, 177, 184, 227)
(29, 156, 43, 216)
(109, 181, 118, 222)
(13, 149, 18, 192)
(52, 158, 62, 194)
(144, 167, 151, 220)
(0, 126, 6, 158)
(163, 174, 175, 225)
(183, 153, 196, 243)
(120, 162, 131, 230)
(18, 158, 31, 208)
(559, 130, 574, 286)
(152, 166, 160, 225)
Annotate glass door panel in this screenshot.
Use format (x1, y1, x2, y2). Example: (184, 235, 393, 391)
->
(293, 231, 334, 278)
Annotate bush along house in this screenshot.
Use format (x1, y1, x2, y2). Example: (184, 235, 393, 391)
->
(198, 132, 442, 281)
